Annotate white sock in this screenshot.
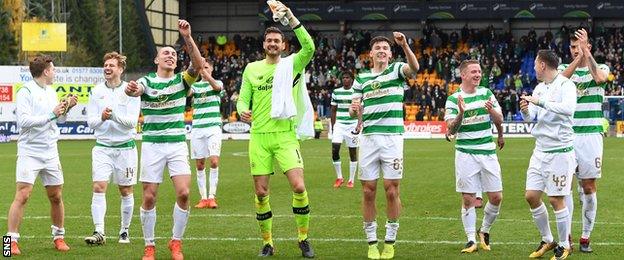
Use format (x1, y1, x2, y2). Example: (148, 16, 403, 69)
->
(172, 203, 189, 241)
(349, 161, 357, 182)
(197, 169, 207, 200)
(91, 192, 106, 234)
(476, 191, 482, 199)
(120, 194, 134, 231)
(531, 203, 553, 243)
(208, 168, 219, 199)
(577, 181, 584, 206)
(563, 193, 574, 239)
(384, 220, 399, 243)
(555, 207, 570, 249)
(363, 221, 378, 243)
(6, 232, 20, 242)
(140, 207, 156, 246)
(333, 160, 342, 179)
(581, 192, 597, 239)
(461, 207, 476, 242)
(51, 225, 65, 240)
(480, 202, 500, 233)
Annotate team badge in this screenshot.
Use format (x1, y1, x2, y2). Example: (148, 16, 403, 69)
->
(370, 81, 381, 90)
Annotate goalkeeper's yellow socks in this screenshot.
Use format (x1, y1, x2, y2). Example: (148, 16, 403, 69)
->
(292, 190, 310, 242)
(255, 195, 273, 246)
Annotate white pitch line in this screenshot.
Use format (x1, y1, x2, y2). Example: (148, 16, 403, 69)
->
(2, 214, 623, 225)
(12, 235, 624, 246)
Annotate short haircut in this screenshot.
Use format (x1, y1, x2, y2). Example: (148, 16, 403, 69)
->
(341, 70, 353, 79)
(369, 36, 393, 50)
(103, 51, 127, 69)
(29, 54, 53, 78)
(459, 59, 480, 72)
(264, 26, 284, 41)
(536, 49, 559, 69)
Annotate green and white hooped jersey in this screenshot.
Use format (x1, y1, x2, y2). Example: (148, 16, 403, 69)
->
(444, 87, 499, 155)
(138, 71, 196, 143)
(331, 86, 357, 125)
(352, 62, 407, 135)
(192, 80, 224, 135)
(558, 64, 610, 134)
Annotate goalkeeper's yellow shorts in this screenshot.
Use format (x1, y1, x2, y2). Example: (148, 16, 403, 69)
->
(248, 130, 303, 175)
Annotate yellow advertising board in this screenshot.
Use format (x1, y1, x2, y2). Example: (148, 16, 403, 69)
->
(617, 121, 624, 137)
(22, 23, 67, 52)
(12, 83, 93, 104)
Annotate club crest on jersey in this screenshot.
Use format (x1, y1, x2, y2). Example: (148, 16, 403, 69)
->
(157, 94, 168, 102)
(466, 110, 478, 117)
(370, 81, 381, 90)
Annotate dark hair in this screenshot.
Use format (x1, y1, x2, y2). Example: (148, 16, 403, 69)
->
(369, 36, 393, 50)
(264, 26, 284, 41)
(536, 49, 559, 69)
(29, 54, 53, 78)
(103, 51, 127, 69)
(459, 59, 480, 72)
(341, 71, 353, 79)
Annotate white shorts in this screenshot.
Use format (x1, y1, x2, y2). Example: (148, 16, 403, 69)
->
(332, 123, 359, 148)
(455, 150, 502, 193)
(358, 135, 403, 181)
(574, 134, 603, 179)
(140, 142, 191, 183)
(526, 149, 576, 196)
(16, 155, 64, 186)
(92, 146, 138, 186)
(190, 132, 222, 159)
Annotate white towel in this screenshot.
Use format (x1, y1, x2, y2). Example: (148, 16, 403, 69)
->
(271, 55, 296, 119)
(271, 55, 314, 139)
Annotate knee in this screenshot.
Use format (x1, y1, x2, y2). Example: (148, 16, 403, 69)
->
(176, 188, 190, 202)
(196, 160, 206, 171)
(582, 182, 596, 194)
(489, 193, 503, 206)
(255, 189, 269, 198)
(462, 195, 475, 208)
(92, 183, 106, 193)
(331, 144, 340, 161)
(48, 192, 63, 205)
(292, 182, 306, 194)
(209, 158, 219, 169)
(385, 187, 400, 200)
(14, 189, 32, 205)
(362, 186, 376, 200)
(143, 192, 157, 208)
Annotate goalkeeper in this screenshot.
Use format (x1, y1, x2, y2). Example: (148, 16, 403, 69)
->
(237, 1, 315, 257)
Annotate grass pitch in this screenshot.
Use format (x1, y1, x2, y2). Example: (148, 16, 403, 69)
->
(0, 138, 623, 259)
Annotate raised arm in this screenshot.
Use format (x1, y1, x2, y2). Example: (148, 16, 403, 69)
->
(201, 61, 223, 91)
(179, 19, 203, 78)
(393, 32, 419, 78)
(558, 51, 583, 79)
(577, 29, 609, 84)
(275, 2, 315, 72)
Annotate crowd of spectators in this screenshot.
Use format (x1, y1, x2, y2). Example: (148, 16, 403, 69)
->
(179, 23, 624, 123)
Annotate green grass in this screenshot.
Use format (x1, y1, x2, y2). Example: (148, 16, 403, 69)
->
(0, 138, 623, 259)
